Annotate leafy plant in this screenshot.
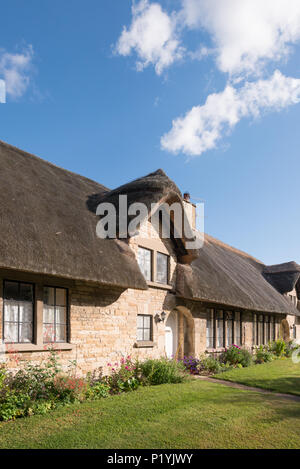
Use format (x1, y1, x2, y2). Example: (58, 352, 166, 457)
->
(270, 339, 287, 357)
(106, 357, 140, 394)
(255, 345, 274, 364)
(221, 345, 253, 368)
(138, 358, 186, 385)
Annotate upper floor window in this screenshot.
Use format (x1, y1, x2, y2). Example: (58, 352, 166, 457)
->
(156, 252, 169, 284)
(3, 280, 34, 343)
(43, 287, 68, 343)
(137, 247, 152, 281)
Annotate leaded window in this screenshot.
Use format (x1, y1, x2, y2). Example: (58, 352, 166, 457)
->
(137, 315, 152, 341)
(156, 252, 169, 284)
(43, 287, 67, 343)
(137, 247, 152, 281)
(3, 281, 34, 343)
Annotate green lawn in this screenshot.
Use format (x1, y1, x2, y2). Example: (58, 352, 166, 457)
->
(0, 379, 300, 449)
(214, 358, 300, 396)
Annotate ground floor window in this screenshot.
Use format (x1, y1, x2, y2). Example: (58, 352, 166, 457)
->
(253, 313, 276, 346)
(43, 287, 68, 343)
(3, 280, 34, 344)
(137, 314, 153, 341)
(206, 309, 243, 349)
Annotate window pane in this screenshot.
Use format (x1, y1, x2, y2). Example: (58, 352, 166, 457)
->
(216, 310, 224, 348)
(43, 324, 55, 343)
(206, 309, 214, 348)
(19, 284, 33, 302)
(44, 287, 55, 306)
(143, 328, 150, 341)
(137, 315, 144, 328)
(56, 324, 66, 342)
(258, 315, 263, 345)
(4, 323, 18, 343)
(137, 328, 144, 341)
(226, 312, 233, 347)
(137, 248, 151, 281)
(156, 252, 168, 284)
(19, 302, 33, 323)
(4, 281, 19, 300)
(235, 312, 241, 346)
(19, 323, 32, 343)
(143, 315, 151, 328)
(4, 302, 18, 322)
(56, 288, 66, 307)
(56, 306, 66, 324)
(43, 305, 55, 324)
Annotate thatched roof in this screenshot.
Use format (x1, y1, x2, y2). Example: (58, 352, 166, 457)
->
(90, 169, 198, 263)
(176, 234, 300, 316)
(1, 140, 299, 316)
(263, 262, 300, 296)
(0, 140, 147, 290)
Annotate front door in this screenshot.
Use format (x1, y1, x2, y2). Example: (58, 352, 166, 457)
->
(165, 311, 178, 358)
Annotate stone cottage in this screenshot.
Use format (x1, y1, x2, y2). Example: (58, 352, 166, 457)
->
(0, 140, 299, 375)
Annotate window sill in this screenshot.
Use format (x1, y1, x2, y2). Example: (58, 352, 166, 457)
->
(3, 343, 74, 353)
(146, 281, 173, 291)
(206, 347, 226, 353)
(134, 341, 156, 348)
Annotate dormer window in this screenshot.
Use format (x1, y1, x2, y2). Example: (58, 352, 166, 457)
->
(156, 252, 169, 284)
(137, 247, 152, 281)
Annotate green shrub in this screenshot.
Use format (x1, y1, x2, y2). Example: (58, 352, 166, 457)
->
(88, 382, 110, 399)
(201, 356, 223, 374)
(221, 345, 253, 368)
(255, 345, 274, 364)
(0, 390, 30, 421)
(138, 358, 186, 385)
(270, 339, 287, 357)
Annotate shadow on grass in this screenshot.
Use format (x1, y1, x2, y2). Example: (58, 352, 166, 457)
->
(218, 375, 300, 396)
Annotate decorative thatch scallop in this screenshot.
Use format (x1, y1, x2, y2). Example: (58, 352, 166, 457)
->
(90, 169, 199, 264)
(263, 262, 300, 295)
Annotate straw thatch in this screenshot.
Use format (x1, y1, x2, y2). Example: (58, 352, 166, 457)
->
(176, 234, 300, 316)
(89, 169, 198, 263)
(0, 140, 147, 290)
(0, 140, 299, 316)
(263, 262, 300, 296)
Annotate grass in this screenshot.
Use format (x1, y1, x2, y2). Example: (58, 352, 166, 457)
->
(0, 379, 300, 449)
(214, 358, 300, 396)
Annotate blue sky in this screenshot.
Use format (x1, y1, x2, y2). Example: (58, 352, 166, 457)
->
(0, 0, 300, 266)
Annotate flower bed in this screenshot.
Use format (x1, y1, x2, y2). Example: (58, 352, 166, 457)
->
(0, 352, 186, 421)
(181, 340, 300, 376)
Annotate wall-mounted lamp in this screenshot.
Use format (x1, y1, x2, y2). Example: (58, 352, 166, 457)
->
(155, 311, 167, 323)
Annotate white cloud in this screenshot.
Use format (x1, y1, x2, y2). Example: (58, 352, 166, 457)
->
(115, 0, 184, 75)
(181, 0, 300, 77)
(0, 46, 33, 99)
(0, 79, 5, 103)
(161, 71, 300, 156)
